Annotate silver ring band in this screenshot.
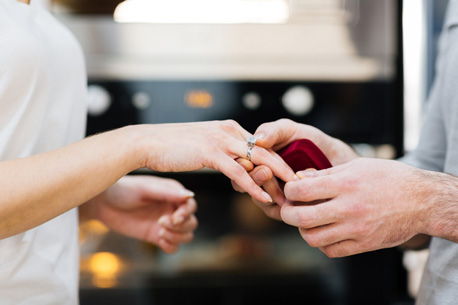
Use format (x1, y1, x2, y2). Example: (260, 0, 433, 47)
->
(247, 145, 253, 161)
(247, 136, 257, 161)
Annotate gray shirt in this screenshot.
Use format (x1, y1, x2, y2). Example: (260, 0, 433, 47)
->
(401, 1, 458, 303)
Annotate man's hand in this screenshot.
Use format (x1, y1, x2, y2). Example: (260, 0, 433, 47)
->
(281, 158, 433, 257)
(232, 119, 358, 221)
(254, 119, 358, 166)
(80, 175, 198, 254)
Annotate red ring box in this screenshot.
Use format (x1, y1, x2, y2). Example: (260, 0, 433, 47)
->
(278, 139, 332, 172)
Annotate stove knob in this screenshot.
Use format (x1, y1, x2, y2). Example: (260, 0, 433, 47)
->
(132, 92, 151, 110)
(242, 92, 261, 110)
(282, 86, 314, 116)
(87, 85, 111, 116)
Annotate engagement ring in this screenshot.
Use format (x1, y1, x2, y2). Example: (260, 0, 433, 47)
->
(247, 136, 257, 161)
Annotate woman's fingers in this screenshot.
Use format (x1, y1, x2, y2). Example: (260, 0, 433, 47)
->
(249, 146, 294, 182)
(262, 176, 287, 206)
(171, 198, 197, 225)
(236, 157, 254, 172)
(159, 228, 194, 244)
(213, 153, 273, 203)
(159, 214, 198, 233)
(157, 238, 180, 254)
(252, 198, 282, 220)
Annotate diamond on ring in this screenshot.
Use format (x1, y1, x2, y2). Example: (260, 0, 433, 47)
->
(247, 136, 257, 148)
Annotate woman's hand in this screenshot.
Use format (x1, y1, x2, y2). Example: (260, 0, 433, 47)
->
(139, 120, 295, 203)
(80, 175, 198, 254)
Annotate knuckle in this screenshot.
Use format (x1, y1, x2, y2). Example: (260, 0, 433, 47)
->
(339, 175, 358, 192)
(232, 165, 247, 177)
(220, 120, 238, 133)
(296, 209, 315, 227)
(346, 202, 368, 218)
(292, 184, 311, 202)
(278, 118, 293, 125)
(352, 223, 367, 237)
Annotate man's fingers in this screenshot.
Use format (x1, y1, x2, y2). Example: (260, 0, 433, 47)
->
(251, 166, 273, 185)
(295, 162, 350, 179)
(298, 224, 348, 248)
(318, 240, 364, 258)
(254, 119, 300, 151)
(284, 174, 339, 202)
(236, 157, 254, 172)
(281, 200, 340, 228)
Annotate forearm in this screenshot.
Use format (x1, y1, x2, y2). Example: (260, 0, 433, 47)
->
(0, 126, 143, 239)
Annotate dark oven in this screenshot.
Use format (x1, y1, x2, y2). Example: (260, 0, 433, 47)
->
(59, 0, 408, 304)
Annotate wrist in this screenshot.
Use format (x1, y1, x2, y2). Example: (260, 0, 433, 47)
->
(119, 125, 153, 170)
(420, 171, 458, 241)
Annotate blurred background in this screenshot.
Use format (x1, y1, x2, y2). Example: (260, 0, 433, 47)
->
(49, 0, 447, 304)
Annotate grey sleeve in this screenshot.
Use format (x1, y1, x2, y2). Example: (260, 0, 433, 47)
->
(399, 73, 446, 172)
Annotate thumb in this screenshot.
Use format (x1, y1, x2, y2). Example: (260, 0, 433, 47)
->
(254, 119, 300, 151)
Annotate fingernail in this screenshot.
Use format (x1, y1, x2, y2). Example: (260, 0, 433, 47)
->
(173, 215, 185, 225)
(262, 191, 273, 203)
(254, 133, 264, 139)
(293, 175, 300, 181)
(159, 228, 165, 237)
(296, 169, 315, 179)
(254, 168, 268, 182)
(180, 190, 195, 198)
(158, 216, 168, 226)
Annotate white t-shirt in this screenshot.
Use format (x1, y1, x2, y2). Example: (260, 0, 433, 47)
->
(0, 0, 87, 304)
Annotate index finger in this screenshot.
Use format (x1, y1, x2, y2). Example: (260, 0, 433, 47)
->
(281, 200, 339, 229)
(284, 170, 338, 202)
(250, 146, 295, 182)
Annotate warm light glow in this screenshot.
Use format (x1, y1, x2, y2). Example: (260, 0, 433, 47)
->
(114, 0, 289, 24)
(89, 252, 122, 288)
(185, 90, 214, 108)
